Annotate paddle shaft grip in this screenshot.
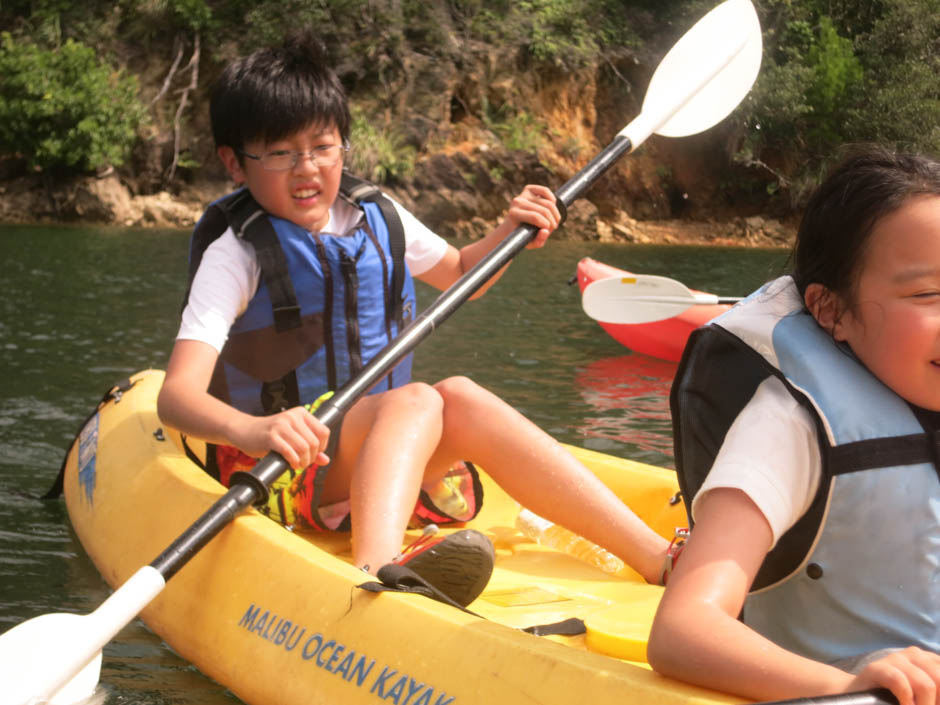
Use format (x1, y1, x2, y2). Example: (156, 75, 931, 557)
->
(149, 130, 637, 581)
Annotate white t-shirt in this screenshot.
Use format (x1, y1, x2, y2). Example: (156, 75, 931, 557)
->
(178, 196, 449, 352)
(690, 376, 823, 547)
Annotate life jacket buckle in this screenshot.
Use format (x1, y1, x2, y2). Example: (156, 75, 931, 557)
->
(273, 304, 302, 332)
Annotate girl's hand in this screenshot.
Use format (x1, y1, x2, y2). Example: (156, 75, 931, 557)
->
(847, 647, 940, 705)
(504, 185, 562, 248)
(230, 406, 331, 470)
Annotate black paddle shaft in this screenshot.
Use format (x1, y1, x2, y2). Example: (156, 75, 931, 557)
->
(149, 133, 634, 580)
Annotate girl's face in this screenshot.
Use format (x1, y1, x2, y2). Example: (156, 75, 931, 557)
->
(218, 122, 344, 233)
(831, 195, 940, 410)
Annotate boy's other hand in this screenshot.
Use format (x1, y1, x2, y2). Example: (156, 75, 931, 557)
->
(506, 185, 561, 249)
(231, 407, 331, 470)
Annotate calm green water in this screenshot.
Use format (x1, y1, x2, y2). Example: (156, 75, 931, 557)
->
(0, 223, 786, 703)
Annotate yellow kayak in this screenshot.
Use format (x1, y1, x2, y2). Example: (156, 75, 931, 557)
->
(63, 369, 741, 705)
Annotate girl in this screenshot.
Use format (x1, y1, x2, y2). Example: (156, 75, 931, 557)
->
(649, 145, 940, 705)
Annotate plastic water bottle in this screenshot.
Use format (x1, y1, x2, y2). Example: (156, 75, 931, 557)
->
(515, 508, 626, 575)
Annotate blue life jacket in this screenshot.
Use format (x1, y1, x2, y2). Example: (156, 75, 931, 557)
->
(185, 174, 416, 415)
(671, 276, 940, 662)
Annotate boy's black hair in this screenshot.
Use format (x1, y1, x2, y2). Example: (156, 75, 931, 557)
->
(210, 33, 350, 153)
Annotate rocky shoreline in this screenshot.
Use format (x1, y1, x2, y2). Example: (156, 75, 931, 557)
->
(0, 171, 795, 249)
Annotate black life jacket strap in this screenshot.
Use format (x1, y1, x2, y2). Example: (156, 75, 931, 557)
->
(223, 190, 303, 334)
(827, 433, 939, 476)
(261, 370, 301, 413)
(904, 403, 940, 483)
(824, 400, 940, 478)
(339, 172, 406, 327)
(339, 246, 364, 376)
(311, 234, 338, 392)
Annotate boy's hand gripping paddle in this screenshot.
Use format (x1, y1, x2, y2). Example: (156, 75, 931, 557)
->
(0, 1, 762, 702)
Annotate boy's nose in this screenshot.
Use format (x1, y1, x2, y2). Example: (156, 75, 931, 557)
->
(293, 151, 321, 171)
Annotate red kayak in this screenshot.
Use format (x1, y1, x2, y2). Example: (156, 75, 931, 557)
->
(576, 257, 730, 362)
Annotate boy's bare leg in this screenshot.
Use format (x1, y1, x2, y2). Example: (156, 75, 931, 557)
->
(430, 376, 670, 584)
(325, 383, 445, 573)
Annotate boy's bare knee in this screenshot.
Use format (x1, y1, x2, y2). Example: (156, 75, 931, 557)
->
(434, 375, 482, 402)
(382, 381, 443, 414)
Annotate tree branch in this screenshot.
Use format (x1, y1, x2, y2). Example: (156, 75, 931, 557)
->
(165, 33, 200, 184)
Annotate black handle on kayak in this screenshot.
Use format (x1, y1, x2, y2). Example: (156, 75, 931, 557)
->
(760, 689, 898, 705)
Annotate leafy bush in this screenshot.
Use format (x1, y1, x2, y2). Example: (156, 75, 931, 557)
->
(0, 32, 145, 173)
(484, 104, 545, 154)
(346, 106, 416, 184)
(804, 16, 862, 143)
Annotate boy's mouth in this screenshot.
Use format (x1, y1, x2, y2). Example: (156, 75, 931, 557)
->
(293, 187, 320, 200)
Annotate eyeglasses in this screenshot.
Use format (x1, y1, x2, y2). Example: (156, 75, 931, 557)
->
(238, 143, 348, 171)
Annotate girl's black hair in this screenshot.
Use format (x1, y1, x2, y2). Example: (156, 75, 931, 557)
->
(793, 144, 940, 301)
(210, 33, 350, 152)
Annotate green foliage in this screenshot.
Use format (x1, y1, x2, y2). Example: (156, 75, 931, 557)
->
(850, 0, 940, 154)
(483, 104, 545, 154)
(0, 0, 936, 210)
(446, 0, 639, 69)
(754, 4, 935, 136)
(518, 0, 599, 67)
(805, 17, 862, 118)
(736, 5, 910, 204)
(220, 0, 335, 52)
(346, 106, 416, 184)
(0, 33, 145, 173)
(163, 0, 213, 31)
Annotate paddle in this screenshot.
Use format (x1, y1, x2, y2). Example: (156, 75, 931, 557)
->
(582, 273, 743, 324)
(1, 1, 762, 702)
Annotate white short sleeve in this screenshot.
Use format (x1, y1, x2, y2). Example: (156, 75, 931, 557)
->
(177, 227, 258, 352)
(690, 376, 822, 547)
(390, 198, 449, 276)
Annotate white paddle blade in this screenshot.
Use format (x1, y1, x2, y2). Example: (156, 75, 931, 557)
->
(582, 275, 702, 324)
(1, 613, 102, 705)
(621, 0, 762, 146)
(1, 566, 165, 705)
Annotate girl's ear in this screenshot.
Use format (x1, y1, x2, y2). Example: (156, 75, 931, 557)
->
(217, 146, 246, 185)
(804, 283, 845, 337)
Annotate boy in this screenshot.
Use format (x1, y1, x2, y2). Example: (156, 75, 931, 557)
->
(158, 33, 670, 607)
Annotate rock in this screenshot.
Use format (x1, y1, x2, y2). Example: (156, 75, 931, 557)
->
(81, 175, 137, 222)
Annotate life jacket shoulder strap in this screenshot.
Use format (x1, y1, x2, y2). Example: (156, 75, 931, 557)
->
(222, 190, 302, 333)
(183, 189, 302, 333)
(339, 172, 407, 325)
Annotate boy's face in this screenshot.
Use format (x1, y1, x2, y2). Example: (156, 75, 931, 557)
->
(218, 123, 344, 233)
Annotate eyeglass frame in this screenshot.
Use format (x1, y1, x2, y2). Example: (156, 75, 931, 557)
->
(236, 142, 350, 172)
